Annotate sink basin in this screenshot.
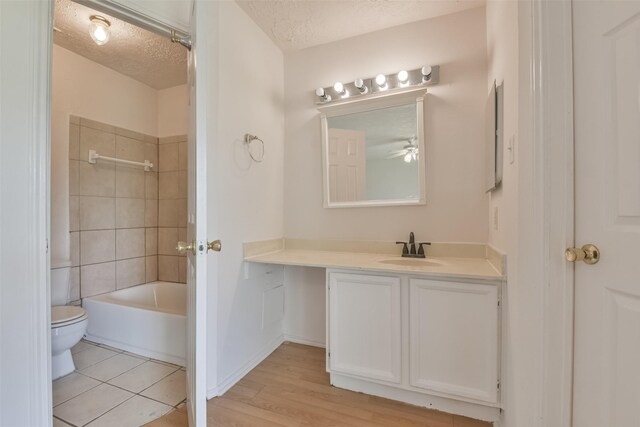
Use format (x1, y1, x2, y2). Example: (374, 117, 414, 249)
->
(378, 258, 442, 268)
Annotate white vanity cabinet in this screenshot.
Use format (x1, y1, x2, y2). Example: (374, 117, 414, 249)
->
(326, 269, 502, 418)
(328, 272, 402, 383)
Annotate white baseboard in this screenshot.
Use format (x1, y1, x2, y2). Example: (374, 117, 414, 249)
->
(284, 334, 325, 348)
(331, 374, 501, 423)
(207, 334, 284, 399)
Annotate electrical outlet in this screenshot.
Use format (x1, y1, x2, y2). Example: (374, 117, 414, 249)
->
(494, 206, 499, 231)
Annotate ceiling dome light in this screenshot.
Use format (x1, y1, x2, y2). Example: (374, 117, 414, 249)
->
(89, 15, 111, 46)
(397, 70, 409, 83)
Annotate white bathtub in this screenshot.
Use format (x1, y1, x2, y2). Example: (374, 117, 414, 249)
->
(83, 281, 186, 366)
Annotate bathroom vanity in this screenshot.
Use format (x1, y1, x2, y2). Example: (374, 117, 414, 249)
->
(245, 239, 504, 421)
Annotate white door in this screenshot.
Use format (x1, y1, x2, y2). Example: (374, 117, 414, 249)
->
(572, 1, 640, 426)
(184, 3, 208, 425)
(327, 128, 366, 202)
(328, 272, 401, 383)
(409, 278, 498, 403)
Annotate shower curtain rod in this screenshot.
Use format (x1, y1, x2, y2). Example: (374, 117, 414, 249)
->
(74, 0, 191, 49)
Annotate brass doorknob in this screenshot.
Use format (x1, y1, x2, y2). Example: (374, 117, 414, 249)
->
(176, 241, 195, 255)
(565, 244, 600, 264)
(207, 240, 222, 252)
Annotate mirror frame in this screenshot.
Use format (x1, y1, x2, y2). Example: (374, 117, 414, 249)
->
(318, 87, 427, 208)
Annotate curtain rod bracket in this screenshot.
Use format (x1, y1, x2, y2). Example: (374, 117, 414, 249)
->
(171, 29, 192, 51)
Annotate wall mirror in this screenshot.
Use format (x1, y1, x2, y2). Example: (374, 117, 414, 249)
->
(319, 88, 426, 208)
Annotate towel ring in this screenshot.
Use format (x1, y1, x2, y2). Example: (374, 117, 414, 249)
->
(244, 134, 264, 163)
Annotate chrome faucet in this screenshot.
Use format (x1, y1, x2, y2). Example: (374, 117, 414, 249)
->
(396, 232, 431, 258)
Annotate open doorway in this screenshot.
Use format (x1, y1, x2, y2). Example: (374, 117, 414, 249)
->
(49, 1, 191, 425)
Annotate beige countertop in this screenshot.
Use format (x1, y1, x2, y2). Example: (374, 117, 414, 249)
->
(244, 248, 504, 281)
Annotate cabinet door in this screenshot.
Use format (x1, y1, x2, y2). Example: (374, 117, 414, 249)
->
(409, 279, 499, 403)
(329, 273, 401, 383)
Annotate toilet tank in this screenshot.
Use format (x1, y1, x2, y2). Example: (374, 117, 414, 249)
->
(51, 259, 72, 306)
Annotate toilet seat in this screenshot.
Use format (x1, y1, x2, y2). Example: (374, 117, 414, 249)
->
(52, 306, 88, 328)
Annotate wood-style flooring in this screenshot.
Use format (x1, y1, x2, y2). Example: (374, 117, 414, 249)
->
(145, 342, 491, 427)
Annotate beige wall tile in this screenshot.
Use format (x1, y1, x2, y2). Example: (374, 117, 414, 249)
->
(145, 228, 158, 255)
(79, 196, 115, 231)
(80, 126, 115, 160)
(116, 198, 145, 228)
(70, 267, 80, 301)
(146, 256, 158, 282)
(178, 142, 187, 171)
(145, 172, 158, 199)
(159, 143, 179, 172)
(116, 136, 145, 162)
(116, 167, 145, 198)
(81, 262, 116, 297)
(178, 171, 187, 197)
(116, 228, 145, 260)
(144, 135, 158, 144)
(178, 257, 187, 283)
(158, 172, 179, 199)
(81, 230, 115, 265)
(157, 256, 179, 282)
(177, 199, 187, 228)
(158, 199, 177, 227)
(69, 115, 80, 125)
(158, 135, 186, 145)
(69, 123, 80, 160)
(79, 161, 116, 197)
(80, 118, 116, 133)
(145, 199, 158, 227)
(70, 232, 80, 267)
(145, 144, 158, 171)
(69, 160, 79, 196)
(115, 127, 146, 142)
(69, 196, 79, 232)
(116, 257, 146, 289)
(158, 228, 178, 256)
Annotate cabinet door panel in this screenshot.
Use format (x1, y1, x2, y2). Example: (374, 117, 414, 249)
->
(409, 279, 498, 403)
(329, 273, 401, 383)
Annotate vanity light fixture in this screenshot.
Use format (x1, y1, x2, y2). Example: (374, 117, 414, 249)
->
(89, 15, 111, 46)
(314, 64, 439, 104)
(316, 87, 331, 102)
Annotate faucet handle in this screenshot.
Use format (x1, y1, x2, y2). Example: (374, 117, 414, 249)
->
(417, 242, 431, 255)
(395, 241, 409, 255)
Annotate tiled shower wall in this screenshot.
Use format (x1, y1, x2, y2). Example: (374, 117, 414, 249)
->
(69, 116, 161, 302)
(157, 136, 188, 283)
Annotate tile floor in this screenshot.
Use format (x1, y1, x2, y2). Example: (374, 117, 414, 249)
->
(53, 340, 186, 427)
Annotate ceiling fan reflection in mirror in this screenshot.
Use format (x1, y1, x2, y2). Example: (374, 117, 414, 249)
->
(385, 136, 418, 163)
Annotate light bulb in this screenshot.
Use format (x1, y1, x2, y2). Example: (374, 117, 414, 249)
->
(316, 87, 331, 101)
(89, 15, 111, 46)
(404, 153, 412, 163)
(375, 74, 387, 87)
(421, 65, 433, 82)
(333, 82, 345, 94)
(398, 70, 409, 83)
(354, 78, 368, 94)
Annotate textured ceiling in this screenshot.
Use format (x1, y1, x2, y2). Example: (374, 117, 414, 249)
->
(236, 0, 486, 52)
(53, 0, 186, 90)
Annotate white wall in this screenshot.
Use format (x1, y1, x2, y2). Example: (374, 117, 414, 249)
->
(158, 84, 188, 137)
(284, 7, 488, 243)
(282, 7, 488, 347)
(206, 1, 285, 395)
(51, 45, 158, 265)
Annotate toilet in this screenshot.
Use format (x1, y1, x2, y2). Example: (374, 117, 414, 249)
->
(51, 260, 88, 380)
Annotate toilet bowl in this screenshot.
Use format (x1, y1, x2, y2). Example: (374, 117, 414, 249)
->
(51, 306, 88, 380)
(50, 260, 89, 380)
